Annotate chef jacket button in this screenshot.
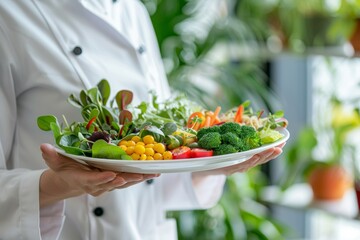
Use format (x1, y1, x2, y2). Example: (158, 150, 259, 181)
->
(93, 207, 104, 217)
(146, 179, 154, 185)
(138, 45, 146, 54)
(72, 46, 82, 56)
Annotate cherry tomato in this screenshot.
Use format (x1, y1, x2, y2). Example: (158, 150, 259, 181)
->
(190, 148, 213, 158)
(171, 146, 191, 159)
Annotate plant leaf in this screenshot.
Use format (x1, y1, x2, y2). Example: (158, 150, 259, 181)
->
(102, 106, 117, 124)
(67, 94, 82, 108)
(87, 87, 101, 105)
(116, 90, 133, 111)
(50, 122, 62, 142)
(119, 110, 133, 125)
(37, 115, 58, 131)
(89, 108, 100, 120)
(81, 104, 99, 121)
(58, 134, 87, 155)
(80, 90, 88, 106)
(140, 125, 165, 143)
(161, 122, 178, 135)
(97, 79, 110, 105)
(92, 139, 128, 159)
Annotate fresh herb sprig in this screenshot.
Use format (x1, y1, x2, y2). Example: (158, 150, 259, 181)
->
(131, 92, 202, 128)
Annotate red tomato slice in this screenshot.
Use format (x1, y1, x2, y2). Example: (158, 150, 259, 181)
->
(171, 146, 191, 159)
(190, 148, 214, 158)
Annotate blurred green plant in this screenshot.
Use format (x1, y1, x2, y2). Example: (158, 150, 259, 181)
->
(143, 0, 281, 111)
(279, 99, 360, 191)
(333, 0, 360, 47)
(142, 0, 287, 239)
(168, 171, 288, 240)
(271, 0, 347, 52)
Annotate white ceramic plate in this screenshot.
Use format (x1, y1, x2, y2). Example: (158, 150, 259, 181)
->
(55, 128, 289, 174)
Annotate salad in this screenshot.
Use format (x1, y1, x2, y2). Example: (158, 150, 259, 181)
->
(37, 79, 287, 161)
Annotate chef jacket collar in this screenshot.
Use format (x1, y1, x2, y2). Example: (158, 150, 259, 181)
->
(34, 0, 138, 50)
(32, 0, 140, 89)
(79, 0, 114, 17)
(77, 0, 139, 50)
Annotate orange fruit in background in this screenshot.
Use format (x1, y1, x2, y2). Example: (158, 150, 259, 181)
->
(308, 164, 352, 201)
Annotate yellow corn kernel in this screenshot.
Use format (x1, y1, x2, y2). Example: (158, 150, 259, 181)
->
(119, 145, 127, 151)
(131, 136, 141, 143)
(131, 153, 140, 160)
(126, 140, 136, 147)
(145, 144, 154, 148)
(153, 143, 165, 154)
(144, 147, 155, 156)
(134, 145, 146, 155)
(143, 135, 155, 145)
(163, 151, 173, 160)
(153, 153, 163, 160)
(125, 146, 135, 155)
(118, 140, 127, 146)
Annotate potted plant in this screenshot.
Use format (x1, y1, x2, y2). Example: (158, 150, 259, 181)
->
(281, 99, 358, 201)
(336, 0, 360, 53)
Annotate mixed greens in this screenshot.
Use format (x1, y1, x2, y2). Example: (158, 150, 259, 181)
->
(37, 79, 287, 160)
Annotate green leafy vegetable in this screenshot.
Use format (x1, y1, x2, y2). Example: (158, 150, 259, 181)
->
(92, 140, 130, 160)
(139, 125, 165, 143)
(37, 115, 58, 131)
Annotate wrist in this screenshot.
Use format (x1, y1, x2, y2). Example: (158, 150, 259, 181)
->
(39, 169, 83, 207)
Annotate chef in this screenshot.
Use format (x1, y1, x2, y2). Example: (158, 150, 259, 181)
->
(0, 1, 284, 239)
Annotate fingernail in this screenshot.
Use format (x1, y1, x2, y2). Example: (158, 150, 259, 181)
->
(105, 174, 117, 182)
(264, 150, 274, 158)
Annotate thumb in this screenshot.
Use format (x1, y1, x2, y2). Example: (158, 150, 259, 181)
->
(40, 143, 72, 169)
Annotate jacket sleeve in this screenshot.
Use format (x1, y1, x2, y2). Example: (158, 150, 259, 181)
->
(0, 20, 65, 240)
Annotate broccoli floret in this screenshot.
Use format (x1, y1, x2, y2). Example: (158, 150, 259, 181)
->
(238, 125, 256, 138)
(219, 122, 242, 135)
(214, 144, 238, 155)
(198, 132, 221, 150)
(245, 133, 261, 149)
(238, 125, 262, 150)
(221, 132, 242, 150)
(197, 126, 220, 140)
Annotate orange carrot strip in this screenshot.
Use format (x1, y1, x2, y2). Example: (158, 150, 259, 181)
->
(213, 117, 221, 125)
(204, 116, 211, 127)
(234, 105, 244, 123)
(193, 122, 201, 131)
(210, 106, 221, 125)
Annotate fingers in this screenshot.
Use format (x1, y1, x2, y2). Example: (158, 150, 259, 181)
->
(80, 171, 118, 186)
(88, 174, 160, 196)
(227, 147, 283, 175)
(276, 142, 286, 148)
(258, 147, 282, 163)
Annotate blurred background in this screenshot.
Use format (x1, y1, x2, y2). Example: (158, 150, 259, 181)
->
(142, 0, 360, 239)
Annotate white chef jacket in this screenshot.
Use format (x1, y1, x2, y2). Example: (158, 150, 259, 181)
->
(0, 1, 226, 240)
